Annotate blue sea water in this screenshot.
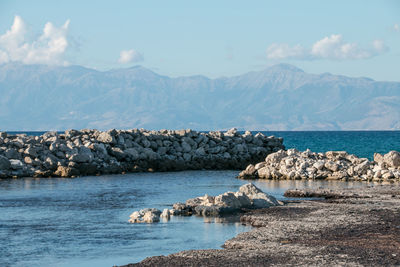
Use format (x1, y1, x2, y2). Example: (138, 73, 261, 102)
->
(1, 131, 399, 266)
(266, 131, 400, 160)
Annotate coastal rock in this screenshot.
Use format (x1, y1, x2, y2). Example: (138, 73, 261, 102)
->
(128, 208, 162, 223)
(383, 151, 400, 168)
(10, 159, 24, 170)
(238, 164, 257, 179)
(176, 183, 279, 217)
(239, 149, 400, 181)
(129, 183, 281, 223)
(54, 166, 80, 177)
(239, 183, 282, 208)
(214, 192, 243, 210)
(0, 155, 11, 170)
(160, 209, 170, 220)
(97, 131, 116, 144)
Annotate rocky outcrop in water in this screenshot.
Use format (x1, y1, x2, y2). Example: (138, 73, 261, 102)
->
(238, 149, 400, 181)
(128, 183, 282, 223)
(0, 128, 284, 178)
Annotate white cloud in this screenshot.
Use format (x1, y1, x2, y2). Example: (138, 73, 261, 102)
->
(118, 49, 143, 64)
(266, 34, 388, 61)
(0, 15, 70, 65)
(266, 43, 306, 60)
(372, 39, 388, 54)
(394, 24, 399, 32)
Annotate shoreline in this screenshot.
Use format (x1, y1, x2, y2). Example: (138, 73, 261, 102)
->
(122, 184, 400, 266)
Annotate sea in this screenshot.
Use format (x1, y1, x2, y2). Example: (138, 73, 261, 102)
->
(1, 131, 399, 267)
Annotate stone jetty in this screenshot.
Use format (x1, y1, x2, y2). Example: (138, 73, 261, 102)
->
(0, 128, 284, 178)
(129, 183, 282, 223)
(239, 148, 400, 182)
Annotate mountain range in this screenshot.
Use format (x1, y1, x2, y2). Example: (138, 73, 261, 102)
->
(0, 62, 399, 131)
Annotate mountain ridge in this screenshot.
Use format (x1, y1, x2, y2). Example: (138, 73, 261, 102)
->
(0, 63, 399, 131)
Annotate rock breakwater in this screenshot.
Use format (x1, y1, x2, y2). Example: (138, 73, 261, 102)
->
(239, 149, 400, 181)
(0, 128, 284, 178)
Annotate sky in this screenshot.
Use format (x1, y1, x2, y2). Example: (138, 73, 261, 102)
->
(0, 0, 399, 81)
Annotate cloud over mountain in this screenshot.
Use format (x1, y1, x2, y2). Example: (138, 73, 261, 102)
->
(0, 15, 70, 65)
(118, 49, 143, 64)
(266, 34, 388, 60)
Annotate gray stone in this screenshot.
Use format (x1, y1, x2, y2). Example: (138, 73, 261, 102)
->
(5, 148, 20, 159)
(69, 153, 91, 163)
(181, 142, 192, 153)
(0, 155, 11, 169)
(97, 132, 116, 144)
(10, 159, 24, 170)
(125, 148, 139, 160)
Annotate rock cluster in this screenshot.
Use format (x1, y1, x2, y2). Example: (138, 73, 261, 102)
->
(0, 128, 284, 178)
(239, 149, 400, 182)
(128, 183, 282, 223)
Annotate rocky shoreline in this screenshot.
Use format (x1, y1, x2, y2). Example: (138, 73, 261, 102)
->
(239, 149, 400, 182)
(123, 184, 400, 266)
(0, 128, 284, 178)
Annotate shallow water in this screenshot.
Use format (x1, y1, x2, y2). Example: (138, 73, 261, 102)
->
(0, 171, 375, 267)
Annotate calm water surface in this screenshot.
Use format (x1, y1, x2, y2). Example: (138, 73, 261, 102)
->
(0, 171, 374, 267)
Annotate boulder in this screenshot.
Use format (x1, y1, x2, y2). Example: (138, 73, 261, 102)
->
(129, 208, 162, 223)
(374, 153, 384, 164)
(172, 202, 192, 216)
(383, 151, 400, 168)
(0, 155, 11, 170)
(97, 132, 116, 144)
(54, 166, 80, 177)
(5, 148, 20, 159)
(234, 192, 252, 208)
(125, 148, 139, 160)
(24, 147, 38, 157)
(10, 159, 24, 170)
(194, 205, 222, 216)
(160, 209, 170, 220)
(238, 164, 257, 179)
(239, 183, 281, 208)
(186, 194, 215, 207)
(69, 153, 91, 163)
(214, 192, 242, 210)
(265, 149, 287, 164)
(239, 183, 263, 195)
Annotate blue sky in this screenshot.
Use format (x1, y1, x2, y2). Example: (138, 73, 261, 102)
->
(0, 0, 399, 81)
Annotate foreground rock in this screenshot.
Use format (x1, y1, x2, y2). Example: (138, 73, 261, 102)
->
(122, 185, 400, 266)
(239, 149, 400, 181)
(0, 128, 284, 178)
(128, 209, 162, 223)
(128, 183, 282, 223)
